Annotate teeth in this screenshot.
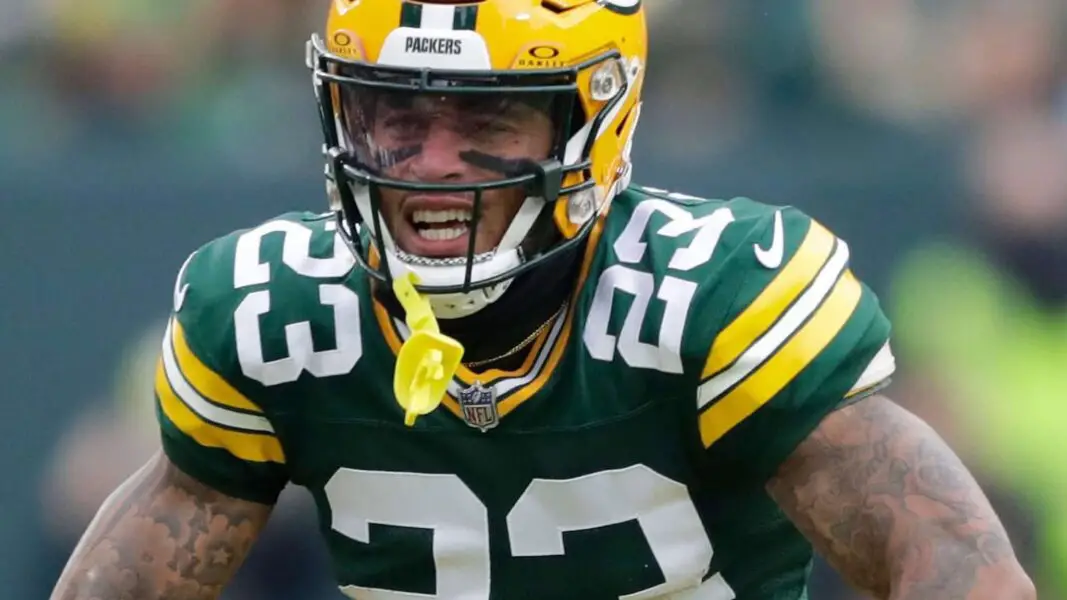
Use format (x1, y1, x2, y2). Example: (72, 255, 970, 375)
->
(417, 225, 468, 241)
(412, 209, 472, 224)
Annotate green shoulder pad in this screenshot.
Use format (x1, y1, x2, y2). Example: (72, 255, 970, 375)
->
(689, 200, 894, 478)
(156, 211, 350, 503)
(588, 186, 893, 476)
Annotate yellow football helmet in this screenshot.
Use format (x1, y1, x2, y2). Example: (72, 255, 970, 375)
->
(307, 0, 647, 318)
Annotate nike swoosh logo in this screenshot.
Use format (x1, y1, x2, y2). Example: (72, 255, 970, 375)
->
(173, 251, 196, 312)
(754, 210, 784, 269)
(174, 284, 190, 312)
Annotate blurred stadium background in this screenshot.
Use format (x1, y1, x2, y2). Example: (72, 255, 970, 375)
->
(2, 0, 1066, 597)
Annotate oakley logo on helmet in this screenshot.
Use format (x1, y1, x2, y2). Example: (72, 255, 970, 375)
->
(515, 44, 564, 69)
(597, 0, 641, 15)
(528, 45, 560, 59)
(405, 37, 463, 55)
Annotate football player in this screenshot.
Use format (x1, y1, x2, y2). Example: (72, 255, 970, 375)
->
(52, 1, 1035, 599)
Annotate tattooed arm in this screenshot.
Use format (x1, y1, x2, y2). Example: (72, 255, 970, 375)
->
(767, 394, 1035, 600)
(50, 451, 272, 600)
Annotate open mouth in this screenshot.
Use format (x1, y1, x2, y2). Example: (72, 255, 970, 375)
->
(398, 199, 478, 258)
(410, 208, 472, 242)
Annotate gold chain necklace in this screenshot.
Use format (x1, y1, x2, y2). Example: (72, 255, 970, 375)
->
(462, 302, 568, 369)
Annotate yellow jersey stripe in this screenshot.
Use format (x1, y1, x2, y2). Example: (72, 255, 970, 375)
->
(702, 220, 836, 380)
(698, 271, 863, 448)
(697, 238, 851, 409)
(171, 319, 264, 414)
(156, 360, 285, 463)
(162, 321, 274, 433)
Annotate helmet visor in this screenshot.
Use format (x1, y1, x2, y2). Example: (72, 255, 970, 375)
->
(331, 76, 575, 261)
(337, 86, 565, 184)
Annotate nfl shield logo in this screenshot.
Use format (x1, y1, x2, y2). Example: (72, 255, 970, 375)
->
(457, 381, 499, 432)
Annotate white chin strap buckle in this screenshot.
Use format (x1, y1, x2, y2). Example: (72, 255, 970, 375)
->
(427, 279, 514, 320)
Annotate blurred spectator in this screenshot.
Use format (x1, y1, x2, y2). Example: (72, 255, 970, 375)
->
(1, 0, 318, 173)
(41, 322, 166, 544)
(811, 0, 1067, 126)
(890, 110, 1067, 598)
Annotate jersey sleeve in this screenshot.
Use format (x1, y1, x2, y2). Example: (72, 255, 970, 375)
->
(694, 206, 895, 479)
(154, 239, 289, 504)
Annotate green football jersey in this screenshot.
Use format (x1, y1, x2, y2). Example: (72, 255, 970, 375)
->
(155, 184, 894, 600)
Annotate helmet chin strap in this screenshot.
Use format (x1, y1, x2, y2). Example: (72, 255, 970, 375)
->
(350, 180, 547, 319)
